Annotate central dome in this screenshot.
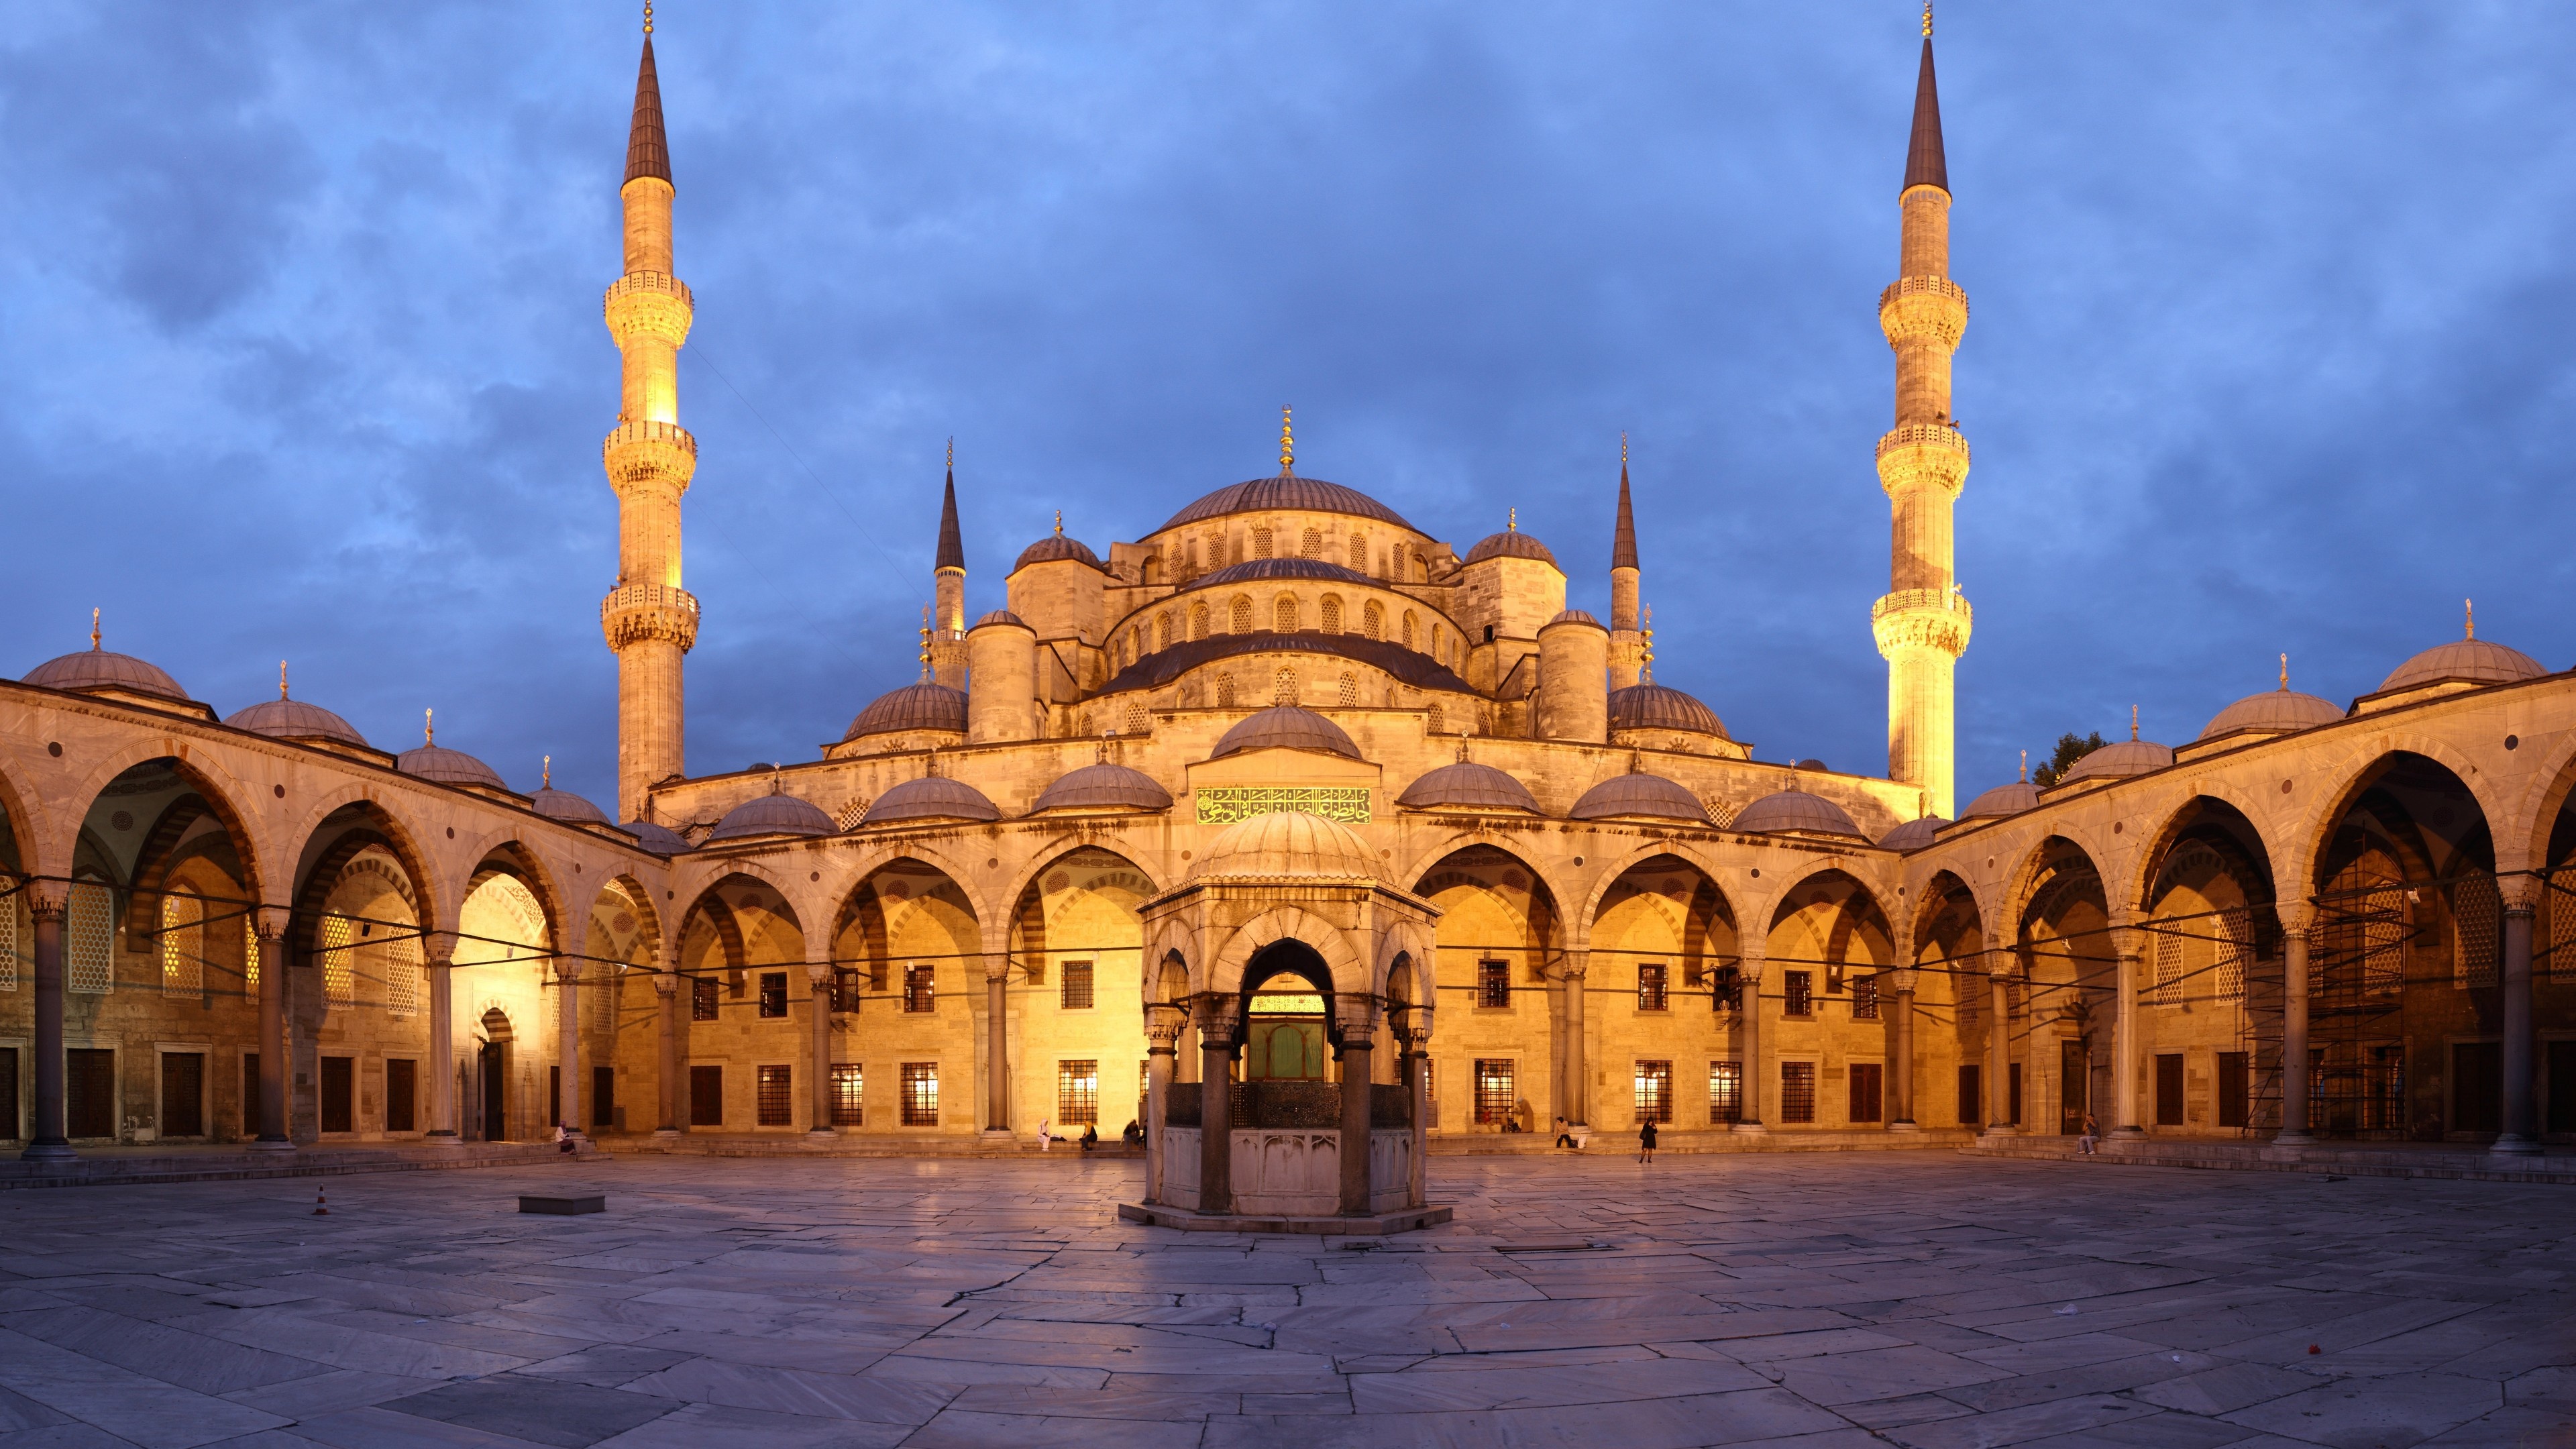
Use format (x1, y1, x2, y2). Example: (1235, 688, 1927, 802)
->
(1190, 810, 1381, 882)
(1190, 557, 1371, 590)
(1160, 474, 1414, 533)
(1211, 705, 1362, 761)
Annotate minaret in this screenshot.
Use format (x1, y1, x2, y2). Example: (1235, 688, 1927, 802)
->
(930, 445, 969, 688)
(600, 9, 699, 819)
(1871, 7, 1972, 819)
(1609, 434, 1643, 689)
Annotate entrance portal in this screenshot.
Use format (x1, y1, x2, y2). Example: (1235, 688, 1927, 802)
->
(479, 1009, 513, 1141)
(1245, 964, 1329, 1082)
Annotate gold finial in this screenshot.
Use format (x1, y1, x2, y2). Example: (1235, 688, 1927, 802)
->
(1053, 509, 1063, 537)
(1922, 1, 1933, 39)
(2465, 598, 2475, 639)
(1641, 602, 1655, 683)
(1620, 431, 1628, 467)
(1095, 742, 1108, 764)
(1507, 507, 1517, 532)
(543, 755, 553, 790)
(946, 436, 954, 470)
(89, 608, 101, 651)
(643, 1, 653, 36)
(2279, 652, 2290, 691)
(424, 708, 434, 747)
(2019, 748, 2027, 784)
(2130, 704, 2140, 742)
(918, 604, 932, 680)
(1456, 740, 1469, 765)
(1279, 405, 1294, 474)
(279, 661, 290, 700)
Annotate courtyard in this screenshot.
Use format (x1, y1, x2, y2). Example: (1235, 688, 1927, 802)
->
(0, 1155, 2565, 1448)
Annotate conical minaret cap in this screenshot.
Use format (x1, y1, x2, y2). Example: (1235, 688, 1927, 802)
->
(625, 35, 672, 186)
(1611, 451, 1639, 571)
(935, 472, 965, 572)
(1902, 37, 1947, 193)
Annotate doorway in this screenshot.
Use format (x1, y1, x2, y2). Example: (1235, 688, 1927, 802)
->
(480, 1043, 506, 1140)
(1240, 942, 1334, 1083)
(2060, 1038, 2089, 1134)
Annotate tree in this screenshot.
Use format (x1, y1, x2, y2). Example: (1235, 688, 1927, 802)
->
(2032, 731, 2108, 788)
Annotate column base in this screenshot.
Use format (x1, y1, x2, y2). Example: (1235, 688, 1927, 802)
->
(2488, 1134, 2544, 1158)
(1980, 1125, 2021, 1141)
(2109, 1126, 2147, 1140)
(1729, 1120, 1769, 1136)
(19, 1139, 75, 1162)
(1886, 1119, 1922, 1134)
(806, 1128, 837, 1141)
(2269, 1129, 2313, 1147)
(653, 1128, 680, 1140)
(248, 1136, 299, 1155)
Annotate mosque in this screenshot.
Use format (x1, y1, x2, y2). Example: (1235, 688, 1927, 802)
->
(1, 21, 2569, 1210)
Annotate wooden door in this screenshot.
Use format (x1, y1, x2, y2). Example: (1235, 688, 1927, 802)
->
(690, 1065, 723, 1126)
(160, 1053, 204, 1137)
(2154, 1053, 2184, 1126)
(2060, 1040, 2088, 1134)
(480, 1043, 506, 1140)
(66, 1049, 115, 1138)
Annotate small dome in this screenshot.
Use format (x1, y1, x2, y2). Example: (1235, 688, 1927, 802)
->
(843, 682, 967, 741)
(1960, 781, 2041, 819)
(1161, 474, 1414, 533)
(1879, 816, 1950, 852)
(1032, 763, 1173, 814)
(1397, 761, 1541, 814)
(1192, 557, 1371, 590)
(2059, 738, 2173, 785)
(1570, 772, 1710, 823)
(1544, 608, 1603, 629)
(862, 775, 1001, 826)
(1609, 683, 1728, 738)
(2200, 684, 2343, 741)
(1211, 705, 1361, 761)
(973, 610, 1030, 630)
(398, 744, 506, 790)
(1461, 530, 1559, 568)
(1731, 790, 1864, 838)
(2379, 638, 2547, 694)
(531, 788, 610, 826)
(707, 792, 839, 842)
(1792, 759, 1830, 772)
(621, 820, 691, 855)
(1191, 810, 1381, 881)
(25, 646, 187, 702)
(225, 697, 368, 749)
(1012, 534, 1103, 572)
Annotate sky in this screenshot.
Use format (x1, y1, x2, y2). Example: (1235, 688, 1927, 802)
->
(5, 3, 2575, 812)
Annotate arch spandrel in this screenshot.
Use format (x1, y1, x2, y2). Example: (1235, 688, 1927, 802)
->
(2496, 731, 2576, 877)
(67, 751, 267, 908)
(833, 858, 979, 985)
(821, 837, 996, 926)
(282, 788, 445, 932)
(998, 836, 1167, 928)
(1758, 868, 1895, 975)
(2289, 736, 2512, 894)
(1567, 837, 1737, 941)
(1589, 852, 1740, 989)
(0, 749, 58, 881)
(1396, 826, 1572, 911)
(1204, 904, 1369, 998)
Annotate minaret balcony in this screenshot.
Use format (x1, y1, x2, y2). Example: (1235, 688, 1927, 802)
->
(602, 582, 700, 651)
(1875, 423, 1969, 497)
(603, 420, 698, 494)
(1871, 588, 1972, 659)
(1878, 274, 1968, 349)
(604, 271, 695, 347)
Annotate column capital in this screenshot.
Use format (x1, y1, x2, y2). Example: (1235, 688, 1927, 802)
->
(2500, 871, 2544, 915)
(22, 880, 64, 920)
(1144, 1002, 1187, 1049)
(651, 969, 677, 997)
(982, 953, 1008, 985)
(1884, 966, 1918, 995)
(804, 962, 834, 987)
(1334, 994, 1381, 1038)
(554, 957, 588, 983)
(1190, 993, 1238, 1035)
(255, 905, 291, 941)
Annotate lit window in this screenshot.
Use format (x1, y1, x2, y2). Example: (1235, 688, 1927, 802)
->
(756, 1065, 792, 1126)
(384, 931, 420, 1018)
(67, 881, 113, 994)
(319, 914, 357, 1005)
(1057, 1059, 1099, 1126)
(759, 971, 788, 1018)
(901, 1062, 939, 1126)
(692, 977, 719, 1020)
(1709, 1061, 1741, 1124)
(1781, 1062, 1817, 1123)
(1851, 973, 1878, 1020)
(1477, 959, 1509, 1009)
(1636, 963, 1667, 1012)
(1633, 1060, 1672, 1123)
(832, 966, 862, 1013)
(830, 1064, 862, 1126)
(1783, 969, 1813, 1017)
(242, 916, 256, 990)
(160, 892, 203, 996)
(1061, 961, 1094, 1010)
(1473, 1059, 1515, 1125)
(904, 964, 936, 1014)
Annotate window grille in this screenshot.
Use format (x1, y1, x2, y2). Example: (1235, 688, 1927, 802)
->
(2217, 908, 2250, 1000)
(830, 1063, 862, 1125)
(1158, 612, 1174, 649)
(243, 916, 257, 990)
(2454, 873, 2500, 989)
(1230, 596, 1254, 633)
(1301, 527, 1322, 559)
(1253, 528, 1272, 559)
(1275, 596, 1299, 633)
(691, 976, 719, 1020)
(1189, 602, 1208, 640)
(2552, 872, 2576, 984)
(1320, 596, 1342, 633)
(384, 932, 420, 1017)
(1348, 535, 1367, 570)
(1126, 702, 1149, 735)
(160, 892, 202, 996)
(1637, 963, 1667, 1012)
(1633, 1060, 1672, 1123)
(1782, 969, 1812, 1017)
(1427, 704, 1444, 733)
(1708, 1060, 1741, 1124)
(1395, 542, 1412, 579)
(1216, 675, 1236, 708)
(832, 966, 862, 1013)
(0, 887, 16, 990)
(1852, 973, 1878, 1019)
(1401, 612, 1417, 649)
(2153, 929, 2184, 1008)
(1268, 667, 1295, 705)
(759, 971, 788, 1018)
(900, 1062, 938, 1125)
(1336, 672, 1357, 707)
(1472, 1058, 1515, 1124)
(1780, 1061, 1817, 1123)
(1057, 1059, 1099, 1125)
(1477, 959, 1509, 1008)
(1363, 601, 1383, 640)
(1711, 965, 1741, 1012)
(1061, 961, 1095, 1010)
(319, 914, 357, 1005)
(67, 881, 113, 994)
(904, 965, 936, 1013)
(756, 1065, 792, 1126)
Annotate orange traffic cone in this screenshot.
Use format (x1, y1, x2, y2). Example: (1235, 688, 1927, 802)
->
(313, 1187, 329, 1216)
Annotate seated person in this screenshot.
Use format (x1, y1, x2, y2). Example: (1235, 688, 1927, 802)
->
(1122, 1120, 1144, 1146)
(1080, 1123, 1099, 1147)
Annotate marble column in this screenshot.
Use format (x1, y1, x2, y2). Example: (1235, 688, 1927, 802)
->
(1337, 996, 1377, 1216)
(1560, 949, 1589, 1128)
(254, 907, 296, 1152)
(1731, 949, 1768, 1134)
(423, 940, 457, 1146)
(1887, 967, 1919, 1131)
(2276, 909, 2312, 1145)
(21, 886, 70, 1161)
(555, 959, 582, 1137)
(983, 959, 1011, 1134)
(1143, 1006, 1183, 1203)
(2111, 922, 2145, 1139)
(2494, 883, 2540, 1155)
(653, 970, 680, 1137)
(1984, 969, 2014, 1136)
(807, 963, 836, 1138)
(1195, 995, 1236, 1214)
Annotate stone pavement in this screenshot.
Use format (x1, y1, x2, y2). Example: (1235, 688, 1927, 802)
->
(0, 1154, 2567, 1448)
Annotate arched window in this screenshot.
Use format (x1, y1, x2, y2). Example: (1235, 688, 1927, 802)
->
(1274, 595, 1299, 632)
(1402, 611, 1417, 650)
(1230, 596, 1254, 633)
(1319, 595, 1342, 633)
(1301, 527, 1322, 559)
(1395, 542, 1412, 580)
(1363, 600, 1384, 641)
(1158, 611, 1174, 649)
(1216, 674, 1236, 708)
(1185, 537, 1199, 574)
(160, 892, 202, 996)
(1274, 667, 1297, 704)
(1348, 535, 1367, 571)
(1430, 625, 1443, 661)
(1253, 527, 1273, 559)
(67, 879, 112, 994)
(1189, 602, 1209, 641)
(1337, 672, 1358, 707)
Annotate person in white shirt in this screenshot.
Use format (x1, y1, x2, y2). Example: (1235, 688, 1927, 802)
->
(1035, 1118, 1053, 1152)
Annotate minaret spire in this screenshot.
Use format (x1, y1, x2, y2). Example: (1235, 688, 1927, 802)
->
(1871, 13, 1972, 819)
(1609, 433, 1644, 688)
(600, 10, 700, 820)
(930, 445, 967, 688)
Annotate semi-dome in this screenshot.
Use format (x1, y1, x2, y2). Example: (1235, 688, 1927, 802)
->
(843, 681, 967, 741)
(707, 791, 839, 842)
(1191, 810, 1381, 881)
(1544, 608, 1603, 629)
(2200, 681, 2343, 741)
(1609, 683, 1728, 738)
(398, 744, 507, 790)
(861, 775, 1000, 826)
(225, 697, 368, 749)
(1960, 780, 2041, 819)
(621, 820, 691, 855)
(1031, 762, 1173, 813)
(1211, 704, 1361, 761)
(1161, 474, 1413, 533)
(2379, 637, 2546, 694)
(1462, 529, 1558, 568)
(1012, 534, 1102, 572)
(25, 642, 187, 702)
(1569, 772, 1711, 823)
(1190, 557, 1372, 590)
(973, 610, 1030, 629)
(1879, 816, 1951, 852)
(1731, 789, 1864, 839)
(2059, 737, 2173, 786)
(531, 787, 611, 826)
(1397, 761, 1541, 814)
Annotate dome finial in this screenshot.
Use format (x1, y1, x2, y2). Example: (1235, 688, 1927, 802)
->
(1922, 0, 1932, 39)
(424, 708, 434, 747)
(1507, 507, 1517, 532)
(1279, 405, 1294, 475)
(89, 608, 101, 652)
(2465, 598, 2475, 639)
(1640, 602, 1654, 684)
(642, 1, 652, 36)
(1053, 508, 1063, 537)
(543, 755, 553, 790)
(2279, 652, 2290, 691)
(918, 604, 932, 682)
(2019, 747, 2027, 784)
(278, 660, 290, 700)
(1456, 739, 1469, 765)
(2130, 704, 2139, 741)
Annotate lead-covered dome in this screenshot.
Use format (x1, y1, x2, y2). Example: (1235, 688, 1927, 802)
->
(1012, 535, 1102, 572)
(1212, 704, 1361, 761)
(2059, 737, 2173, 786)
(1462, 529, 1558, 568)
(707, 791, 839, 842)
(1544, 608, 1603, 629)
(532, 787, 611, 826)
(1609, 683, 1728, 738)
(1879, 816, 1950, 852)
(1191, 810, 1381, 881)
(2379, 637, 2546, 694)
(1190, 557, 1371, 590)
(226, 697, 368, 749)
(1570, 772, 1711, 823)
(973, 610, 1030, 630)
(1397, 761, 1540, 814)
(1960, 780, 2041, 819)
(398, 744, 506, 790)
(843, 682, 967, 741)
(1161, 474, 1413, 533)
(861, 775, 1000, 826)
(2200, 683, 2342, 741)
(25, 644, 187, 702)
(1032, 763, 1172, 814)
(1731, 790, 1863, 839)
(621, 820, 691, 855)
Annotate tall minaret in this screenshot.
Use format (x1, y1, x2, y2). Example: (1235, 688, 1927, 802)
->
(600, 9, 699, 818)
(930, 447, 968, 688)
(1871, 8, 1972, 819)
(1608, 436, 1644, 689)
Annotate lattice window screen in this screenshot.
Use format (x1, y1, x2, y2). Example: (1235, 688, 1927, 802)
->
(1230, 597, 1253, 633)
(1338, 673, 1358, 707)
(1347, 535, 1366, 570)
(319, 915, 356, 1004)
(67, 881, 113, 994)
(1301, 528, 1322, 559)
(161, 893, 203, 996)
(0, 886, 17, 991)
(2454, 874, 2499, 989)
(384, 933, 420, 1017)
(244, 916, 259, 989)
(2551, 874, 2576, 984)
(2218, 908, 2250, 1000)
(1273, 668, 1297, 705)
(1320, 596, 1342, 633)
(1274, 596, 1298, 632)
(2152, 928, 2182, 1008)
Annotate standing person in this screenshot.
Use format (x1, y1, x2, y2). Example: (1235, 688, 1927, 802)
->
(1638, 1119, 1658, 1164)
(1035, 1118, 1053, 1152)
(2077, 1112, 2099, 1157)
